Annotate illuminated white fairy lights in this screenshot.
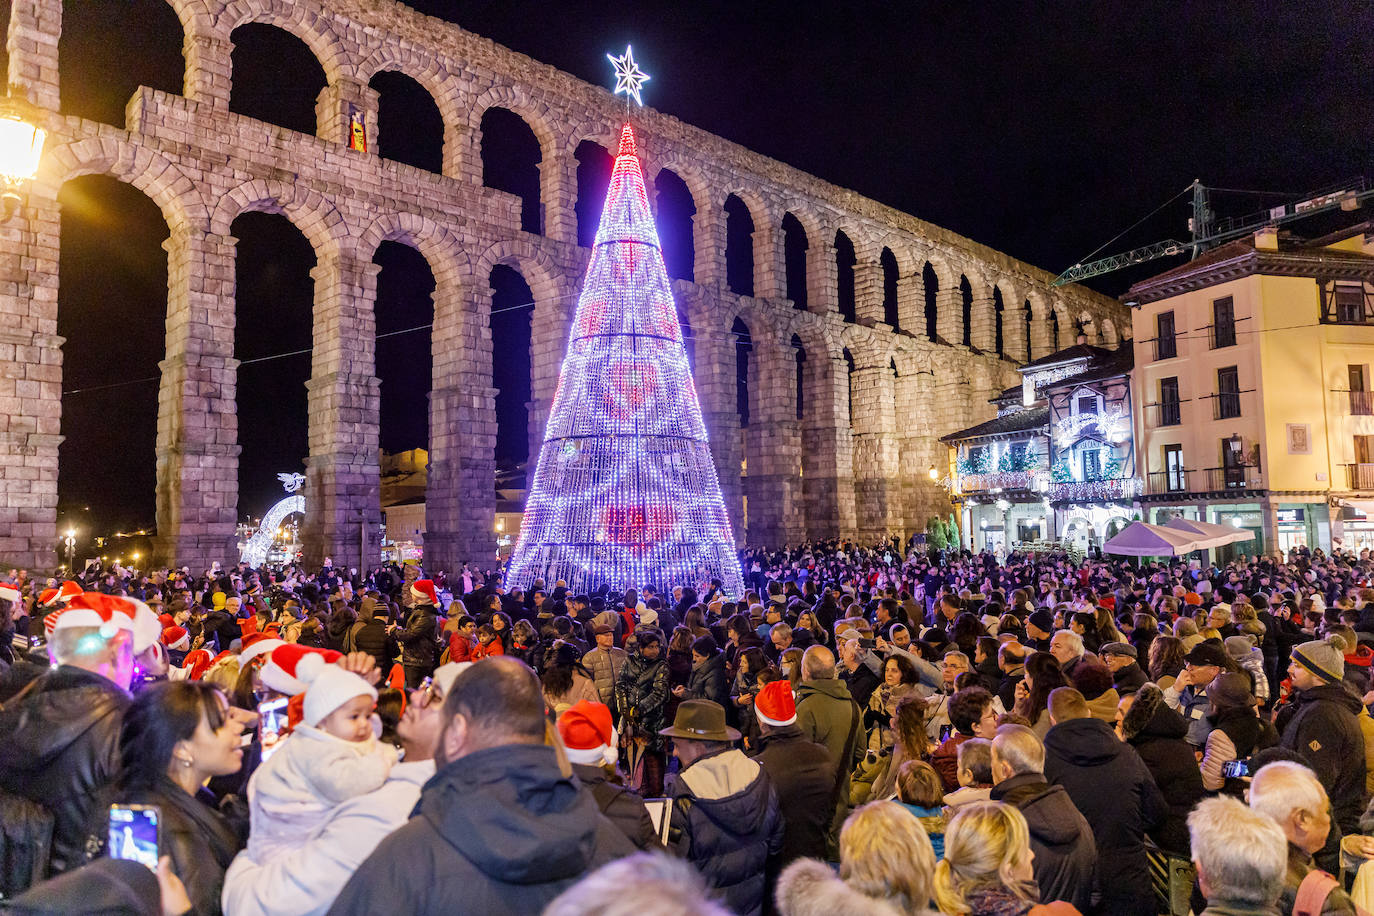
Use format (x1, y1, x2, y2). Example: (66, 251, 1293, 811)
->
(503, 124, 743, 596)
(607, 45, 650, 107)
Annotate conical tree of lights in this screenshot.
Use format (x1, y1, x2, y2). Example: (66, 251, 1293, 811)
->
(504, 124, 743, 596)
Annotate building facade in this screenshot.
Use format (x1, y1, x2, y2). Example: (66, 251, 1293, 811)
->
(0, 0, 1125, 571)
(944, 342, 1139, 553)
(1129, 224, 1374, 555)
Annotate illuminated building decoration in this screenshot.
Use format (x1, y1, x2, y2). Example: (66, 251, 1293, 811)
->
(1054, 403, 1129, 446)
(241, 475, 306, 567)
(504, 123, 743, 595)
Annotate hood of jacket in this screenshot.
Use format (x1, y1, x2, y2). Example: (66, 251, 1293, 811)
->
(1128, 698, 1190, 743)
(1294, 681, 1364, 714)
(0, 666, 129, 771)
(795, 677, 853, 703)
(774, 858, 911, 916)
(676, 747, 774, 836)
(991, 773, 1083, 846)
(1044, 716, 1127, 767)
(417, 742, 605, 885)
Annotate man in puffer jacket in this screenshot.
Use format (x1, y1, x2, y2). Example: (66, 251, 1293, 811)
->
(663, 700, 783, 916)
(989, 724, 1097, 914)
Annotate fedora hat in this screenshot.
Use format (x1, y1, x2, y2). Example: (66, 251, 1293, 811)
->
(658, 699, 740, 742)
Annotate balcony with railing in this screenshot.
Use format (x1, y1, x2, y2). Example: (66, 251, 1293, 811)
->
(1148, 469, 1193, 494)
(1048, 476, 1143, 503)
(1145, 401, 1183, 428)
(1347, 463, 1374, 490)
(958, 470, 1039, 494)
(1153, 336, 1178, 361)
(1211, 391, 1244, 420)
(1204, 466, 1250, 490)
(1348, 390, 1374, 416)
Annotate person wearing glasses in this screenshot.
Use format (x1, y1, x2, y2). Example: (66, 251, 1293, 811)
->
(221, 663, 462, 916)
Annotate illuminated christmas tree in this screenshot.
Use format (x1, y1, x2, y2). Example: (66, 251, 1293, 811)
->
(504, 123, 743, 595)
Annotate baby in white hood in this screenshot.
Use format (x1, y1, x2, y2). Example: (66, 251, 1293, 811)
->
(246, 663, 397, 860)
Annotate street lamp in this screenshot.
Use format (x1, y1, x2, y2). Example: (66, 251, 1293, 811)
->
(928, 465, 939, 481)
(0, 108, 46, 221)
(63, 529, 76, 570)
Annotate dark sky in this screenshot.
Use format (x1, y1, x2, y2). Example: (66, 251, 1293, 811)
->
(20, 0, 1372, 534)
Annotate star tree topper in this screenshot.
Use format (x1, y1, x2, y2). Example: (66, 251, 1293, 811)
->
(607, 44, 650, 106)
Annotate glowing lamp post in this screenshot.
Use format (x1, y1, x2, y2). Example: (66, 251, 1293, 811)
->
(0, 113, 45, 221)
(63, 529, 76, 570)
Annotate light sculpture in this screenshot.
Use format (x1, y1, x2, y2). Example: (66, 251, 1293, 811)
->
(503, 123, 743, 595)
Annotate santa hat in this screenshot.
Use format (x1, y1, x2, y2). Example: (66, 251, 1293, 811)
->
(303, 664, 378, 728)
(161, 626, 189, 651)
(128, 599, 161, 654)
(259, 644, 343, 696)
(158, 613, 175, 629)
(182, 648, 213, 680)
(0, 584, 19, 604)
(558, 700, 617, 766)
(51, 593, 137, 640)
(238, 633, 284, 666)
(39, 580, 83, 607)
(754, 680, 798, 727)
(411, 579, 438, 606)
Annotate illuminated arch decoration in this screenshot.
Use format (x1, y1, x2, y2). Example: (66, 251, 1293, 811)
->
(240, 474, 306, 567)
(504, 124, 743, 595)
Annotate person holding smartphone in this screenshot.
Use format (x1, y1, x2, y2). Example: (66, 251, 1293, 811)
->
(99, 680, 249, 915)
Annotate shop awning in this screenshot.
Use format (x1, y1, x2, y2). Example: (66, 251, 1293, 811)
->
(1104, 521, 1202, 557)
(1165, 516, 1254, 546)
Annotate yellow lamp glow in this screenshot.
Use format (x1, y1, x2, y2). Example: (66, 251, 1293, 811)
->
(0, 116, 44, 183)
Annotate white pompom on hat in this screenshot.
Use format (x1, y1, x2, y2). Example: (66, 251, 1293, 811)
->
(303, 663, 378, 728)
(259, 644, 343, 696)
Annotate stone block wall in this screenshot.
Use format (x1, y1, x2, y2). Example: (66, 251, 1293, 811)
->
(0, 0, 1126, 570)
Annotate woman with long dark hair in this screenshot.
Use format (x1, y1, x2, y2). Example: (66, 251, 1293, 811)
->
(540, 640, 599, 717)
(97, 681, 247, 915)
(1011, 652, 1067, 739)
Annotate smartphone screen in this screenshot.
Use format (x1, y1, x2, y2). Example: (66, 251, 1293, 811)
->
(108, 804, 159, 869)
(1222, 759, 1249, 779)
(939, 723, 954, 743)
(258, 696, 290, 759)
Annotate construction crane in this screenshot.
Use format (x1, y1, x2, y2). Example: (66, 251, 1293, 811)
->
(1052, 177, 1374, 287)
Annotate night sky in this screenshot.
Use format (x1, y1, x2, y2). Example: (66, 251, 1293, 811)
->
(12, 0, 1370, 536)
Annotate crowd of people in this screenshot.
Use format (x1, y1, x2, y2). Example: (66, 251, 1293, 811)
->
(3, 539, 1374, 915)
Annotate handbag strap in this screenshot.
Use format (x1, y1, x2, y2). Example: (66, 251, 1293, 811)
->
(1295, 869, 1339, 916)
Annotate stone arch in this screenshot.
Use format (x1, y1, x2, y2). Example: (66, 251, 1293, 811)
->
(469, 86, 562, 168)
(879, 246, 901, 330)
(1079, 311, 1099, 344)
(219, 0, 356, 83)
(834, 228, 857, 323)
(355, 46, 468, 128)
(781, 210, 811, 310)
(355, 212, 470, 285)
(471, 237, 564, 307)
(653, 166, 697, 283)
(39, 137, 210, 233)
(1102, 316, 1120, 347)
(210, 178, 349, 259)
(164, 0, 218, 36)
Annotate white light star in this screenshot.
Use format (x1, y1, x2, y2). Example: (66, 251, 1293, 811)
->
(607, 44, 650, 107)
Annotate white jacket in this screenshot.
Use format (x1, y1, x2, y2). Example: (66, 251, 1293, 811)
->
(222, 758, 434, 916)
(246, 724, 397, 861)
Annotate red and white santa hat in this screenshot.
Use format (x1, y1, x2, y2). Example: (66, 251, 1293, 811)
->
(183, 648, 214, 680)
(238, 633, 285, 667)
(0, 583, 19, 604)
(127, 599, 162, 654)
(51, 593, 138, 640)
(754, 679, 798, 727)
(411, 579, 439, 606)
(557, 700, 618, 767)
(39, 580, 84, 607)
(161, 626, 190, 651)
(259, 644, 343, 696)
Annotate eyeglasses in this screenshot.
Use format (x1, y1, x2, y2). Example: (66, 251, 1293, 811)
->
(416, 676, 443, 708)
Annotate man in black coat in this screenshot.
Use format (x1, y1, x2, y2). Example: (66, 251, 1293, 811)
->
(1043, 687, 1167, 916)
(990, 724, 1097, 915)
(1120, 684, 1205, 855)
(1278, 640, 1367, 854)
(751, 680, 836, 868)
(0, 596, 136, 876)
(329, 658, 635, 916)
(663, 700, 783, 916)
(1101, 641, 1149, 693)
(395, 579, 441, 688)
